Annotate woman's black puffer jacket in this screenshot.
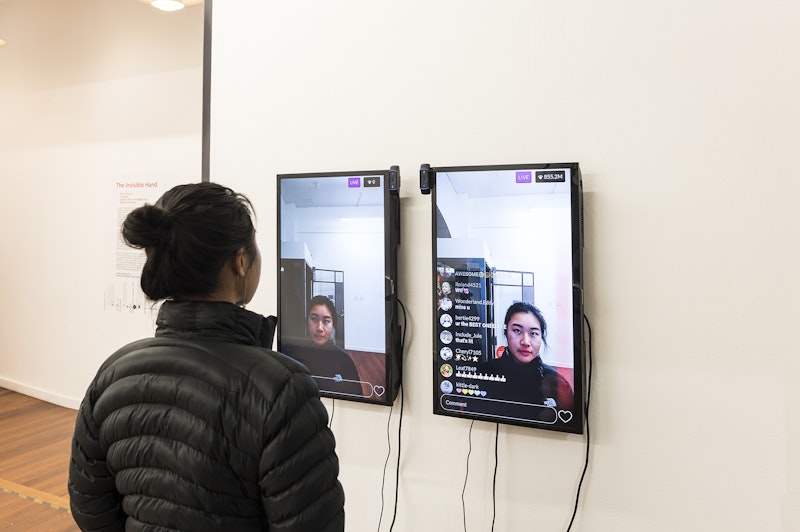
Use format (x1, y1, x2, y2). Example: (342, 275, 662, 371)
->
(68, 301, 345, 531)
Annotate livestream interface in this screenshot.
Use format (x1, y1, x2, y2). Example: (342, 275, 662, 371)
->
(433, 166, 581, 431)
(278, 173, 388, 403)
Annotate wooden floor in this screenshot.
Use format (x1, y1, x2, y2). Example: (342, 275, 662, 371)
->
(0, 388, 79, 531)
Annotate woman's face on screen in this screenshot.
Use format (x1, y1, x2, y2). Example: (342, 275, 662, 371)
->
(505, 311, 542, 365)
(307, 304, 334, 346)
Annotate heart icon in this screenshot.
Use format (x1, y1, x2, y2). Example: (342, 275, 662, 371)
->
(373, 386, 385, 397)
(456, 388, 462, 393)
(480, 391, 487, 397)
(557, 410, 573, 423)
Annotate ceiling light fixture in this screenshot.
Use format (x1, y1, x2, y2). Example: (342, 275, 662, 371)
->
(0, 39, 7, 48)
(151, 0, 185, 11)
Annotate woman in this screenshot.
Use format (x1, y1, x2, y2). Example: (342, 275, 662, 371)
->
(68, 183, 344, 531)
(306, 295, 340, 347)
(281, 295, 363, 397)
(483, 302, 573, 413)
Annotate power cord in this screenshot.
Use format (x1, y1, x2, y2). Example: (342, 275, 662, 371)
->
(462, 420, 476, 532)
(388, 385, 404, 532)
(566, 314, 593, 531)
(388, 298, 407, 531)
(378, 399, 394, 530)
(491, 423, 499, 532)
(378, 298, 407, 532)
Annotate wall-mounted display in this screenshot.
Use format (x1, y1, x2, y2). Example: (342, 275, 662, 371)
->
(425, 163, 585, 433)
(277, 168, 401, 405)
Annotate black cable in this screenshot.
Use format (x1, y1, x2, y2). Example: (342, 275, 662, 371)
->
(397, 299, 408, 370)
(388, 298, 408, 532)
(388, 384, 403, 531)
(328, 398, 335, 428)
(462, 420, 475, 532)
(566, 314, 593, 531)
(491, 423, 499, 532)
(377, 401, 394, 531)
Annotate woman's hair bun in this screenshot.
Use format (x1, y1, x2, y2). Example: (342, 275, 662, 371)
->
(121, 204, 171, 249)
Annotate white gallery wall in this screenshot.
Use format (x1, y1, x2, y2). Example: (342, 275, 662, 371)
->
(0, 0, 204, 404)
(209, 1, 800, 531)
(0, 0, 798, 531)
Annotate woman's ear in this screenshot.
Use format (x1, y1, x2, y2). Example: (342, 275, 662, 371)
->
(233, 247, 248, 277)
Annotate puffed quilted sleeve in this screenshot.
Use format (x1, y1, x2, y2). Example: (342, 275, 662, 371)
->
(68, 388, 125, 531)
(258, 371, 345, 532)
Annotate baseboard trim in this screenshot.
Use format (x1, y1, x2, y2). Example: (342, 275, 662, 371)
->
(0, 377, 80, 410)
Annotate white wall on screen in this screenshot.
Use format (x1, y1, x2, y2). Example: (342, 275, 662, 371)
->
(288, 205, 386, 352)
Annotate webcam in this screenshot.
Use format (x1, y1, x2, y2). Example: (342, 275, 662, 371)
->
(388, 165, 400, 192)
(419, 163, 433, 194)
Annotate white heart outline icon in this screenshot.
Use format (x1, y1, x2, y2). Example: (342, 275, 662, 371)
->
(373, 386, 386, 397)
(557, 410, 573, 423)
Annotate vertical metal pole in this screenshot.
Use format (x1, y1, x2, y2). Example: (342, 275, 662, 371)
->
(201, 0, 213, 182)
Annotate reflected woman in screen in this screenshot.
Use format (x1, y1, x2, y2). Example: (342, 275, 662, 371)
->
(483, 302, 573, 412)
(283, 295, 363, 397)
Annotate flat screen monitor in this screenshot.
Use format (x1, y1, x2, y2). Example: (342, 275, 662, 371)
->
(427, 163, 585, 433)
(277, 168, 401, 405)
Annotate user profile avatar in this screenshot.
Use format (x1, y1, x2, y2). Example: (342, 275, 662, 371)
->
(440, 346, 453, 361)
(439, 297, 452, 311)
(439, 314, 453, 328)
(440, 363, 453, 378)
(440, 380, 454, 394)
(441, 281, 451, 295)
(440, 330, 453, 344)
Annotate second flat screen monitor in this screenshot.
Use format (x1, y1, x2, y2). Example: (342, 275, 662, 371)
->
(277, 170, 400, 406)
(430, 163, 585, 433)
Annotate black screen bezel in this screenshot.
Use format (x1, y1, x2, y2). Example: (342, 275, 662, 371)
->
(277, 169, 400, 406)
(429, 162, 584, 433)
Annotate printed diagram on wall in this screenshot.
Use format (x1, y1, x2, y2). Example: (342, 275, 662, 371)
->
(105, 179, 166, 315)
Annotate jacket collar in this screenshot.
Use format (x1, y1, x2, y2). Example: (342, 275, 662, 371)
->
(155, 300, 276, 349)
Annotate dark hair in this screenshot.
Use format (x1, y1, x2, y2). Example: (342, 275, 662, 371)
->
(121, 182, 256, 301)
(503, 301, 548, 347)
(307, 295, 337, 328)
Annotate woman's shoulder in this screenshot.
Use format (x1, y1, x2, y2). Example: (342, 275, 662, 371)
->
(99, 336, 313, 398)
